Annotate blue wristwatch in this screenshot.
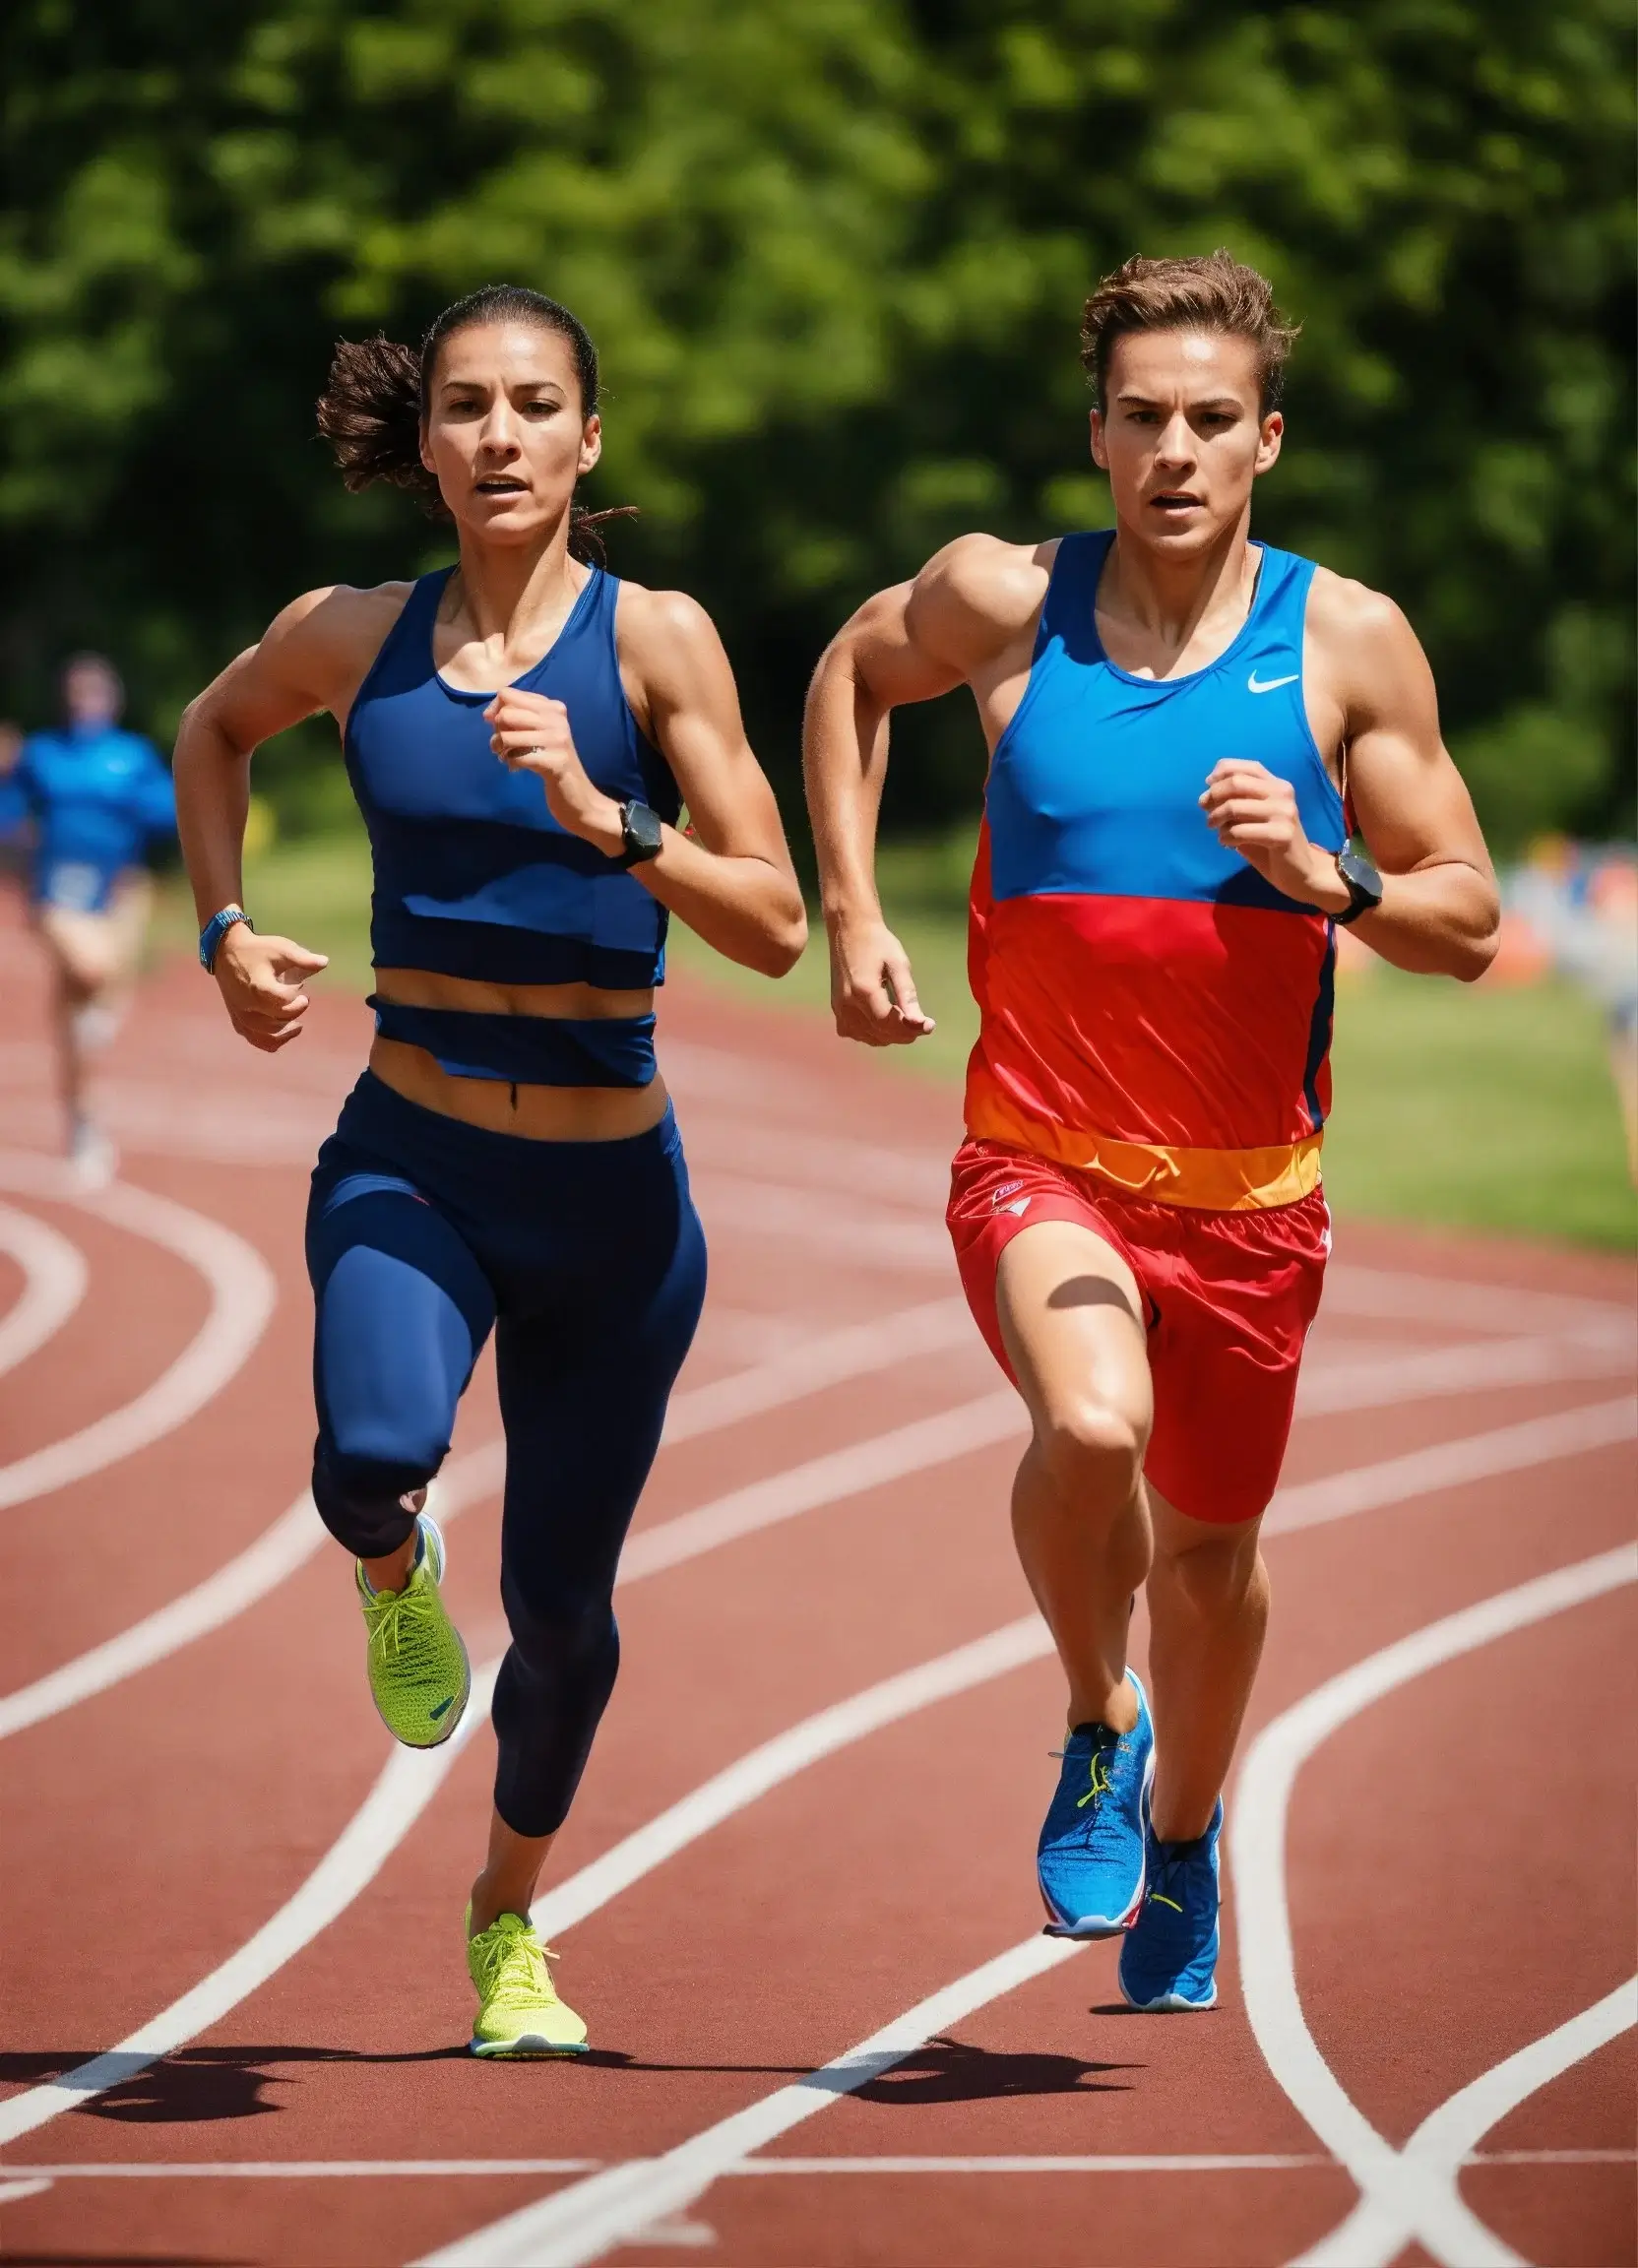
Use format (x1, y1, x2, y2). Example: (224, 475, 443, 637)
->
(199, 904, 253, 973)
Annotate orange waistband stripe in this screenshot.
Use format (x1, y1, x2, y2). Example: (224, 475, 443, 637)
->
(967, 1092, 1324, 1212)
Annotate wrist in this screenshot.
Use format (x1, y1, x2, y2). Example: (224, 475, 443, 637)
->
(581, 794, 626, 858)
(822, 895, 885, 935)
(1301, 850, 1354, 917)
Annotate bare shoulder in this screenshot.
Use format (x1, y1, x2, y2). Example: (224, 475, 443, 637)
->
(1306, 565, 1422, 667)
(264, 580, 414, 661)
(613, 580, 729, 693)
(911, 533, 1056, 651)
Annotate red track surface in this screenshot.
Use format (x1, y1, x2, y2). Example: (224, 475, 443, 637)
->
(0, 895, 1632, 2268)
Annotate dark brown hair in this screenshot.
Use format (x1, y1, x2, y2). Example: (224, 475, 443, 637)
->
(1080, 251, 1299, 413)
(316, 285, 634, 562)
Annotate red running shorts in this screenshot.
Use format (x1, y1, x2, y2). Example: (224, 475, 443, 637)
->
(947, 1139, 1330, 1527)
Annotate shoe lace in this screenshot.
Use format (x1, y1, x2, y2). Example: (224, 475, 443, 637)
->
(1145, 1836, 1205, 1917)
(472, 1924, 562, 2010)
(363, 1579, 440, 1674)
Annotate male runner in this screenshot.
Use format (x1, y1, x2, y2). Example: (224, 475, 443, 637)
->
(803, 251, 1498, 2009)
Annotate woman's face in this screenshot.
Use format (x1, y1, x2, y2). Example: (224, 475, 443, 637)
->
(419, 321, 601, 546)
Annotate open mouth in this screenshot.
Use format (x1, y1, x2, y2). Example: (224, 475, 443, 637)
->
(1150, 492, 1203, 514)
(474, 476, 528, 497)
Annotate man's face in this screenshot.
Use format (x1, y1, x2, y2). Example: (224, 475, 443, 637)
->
(63, 662, 122, 729)
(1090, 330, 1282, 557)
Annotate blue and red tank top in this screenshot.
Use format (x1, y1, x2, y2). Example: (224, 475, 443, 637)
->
(345, 564, 680, 1088)
(966, 530, 1346, 1211)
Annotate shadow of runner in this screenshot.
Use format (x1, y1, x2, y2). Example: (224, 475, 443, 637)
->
(851, 2036, 1139, 2105)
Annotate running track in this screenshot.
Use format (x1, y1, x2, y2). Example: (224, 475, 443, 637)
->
(0, 893, 1632, 2268)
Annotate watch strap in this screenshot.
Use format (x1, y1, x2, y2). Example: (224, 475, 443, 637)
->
(200, 905, 253, 972)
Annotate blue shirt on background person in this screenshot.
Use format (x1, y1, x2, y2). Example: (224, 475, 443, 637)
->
(15, 658, 176, 913)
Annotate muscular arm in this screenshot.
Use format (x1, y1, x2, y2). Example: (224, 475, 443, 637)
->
(1201, 577, 1499, 980)
(173, 585, 399, 1047)
(486, 588, 805, 978)
(803, 536, 1040, 1043)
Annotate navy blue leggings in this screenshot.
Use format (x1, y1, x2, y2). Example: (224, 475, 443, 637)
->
(306, 1073, 707, 1836)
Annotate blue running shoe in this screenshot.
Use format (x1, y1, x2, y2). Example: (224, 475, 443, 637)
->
(1118, 1794, 1223, 2011)
(1037, 1672, 1154, 1938)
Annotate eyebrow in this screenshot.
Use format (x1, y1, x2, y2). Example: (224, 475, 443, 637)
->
(439, 376, 568, 395)
(1114, 391, 1245, 411)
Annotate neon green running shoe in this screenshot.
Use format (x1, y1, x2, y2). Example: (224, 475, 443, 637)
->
(466, 1905, 590, 2057)
(355, 1511, 471, 1748)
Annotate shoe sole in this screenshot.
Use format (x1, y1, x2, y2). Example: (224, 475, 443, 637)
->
(367, 1512, 472, 1750)
(1116, 1976, 1219, 2013)
(1039, 1742, 1157, 1939)
(470, 2035, 591, 2058)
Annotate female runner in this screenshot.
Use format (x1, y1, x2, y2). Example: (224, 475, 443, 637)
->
(172, 285, 805, 2055)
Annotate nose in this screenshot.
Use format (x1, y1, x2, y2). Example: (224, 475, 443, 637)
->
(477, 401, 522, 457)
(1155, 410, 1196, 469)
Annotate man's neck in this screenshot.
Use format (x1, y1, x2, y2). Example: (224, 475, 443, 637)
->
(1097, 508, 1258, 671)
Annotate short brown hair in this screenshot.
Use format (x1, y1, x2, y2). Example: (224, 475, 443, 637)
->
(1080, 250, 1299, 413)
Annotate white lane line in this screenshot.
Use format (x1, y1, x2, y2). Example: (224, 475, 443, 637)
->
(1293, 1326, 1634, 1417)
(1298, 1980, 1638, 2268)
(6, 1396, 1628, 2134)
(1229, 1544, 1637, 2268)
(1265, 1398, 1636, 1538)
(0, 1694, 489, 2145)
(0, 1203, 87, 1377)
(616, 1392, 1021, 1581)
(0, 1158, 278, 1513)
(0, 2149, 1626, 2184)
(690, 1172, 952, 1274)
(0, 1301, 979, 1742)
(0, 1544, 1051, 2138)
(529, 1618, 1051, 1939)
(417, 1936, 1086, 2268)
(1322, 1264, 1628, 1337)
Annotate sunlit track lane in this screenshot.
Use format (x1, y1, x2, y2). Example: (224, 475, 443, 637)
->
(1, 932, 1632, 2268)
(0, 1162, 303, 1687)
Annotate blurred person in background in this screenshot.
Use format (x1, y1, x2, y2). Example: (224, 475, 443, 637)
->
(1511, 839, 1638, 1179)
(806, 251, 1499, 2016)
(173, 285, 804, 2059)
(15, 655, 176, 1184)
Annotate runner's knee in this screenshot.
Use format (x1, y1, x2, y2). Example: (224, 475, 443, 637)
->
(311, 1438, 439, 1559)
(1154, 1524, 1265, 1621)
(1035, 1397, 1147, 1509)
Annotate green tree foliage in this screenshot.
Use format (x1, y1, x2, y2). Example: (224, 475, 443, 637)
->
(2, 0, 1631, 850)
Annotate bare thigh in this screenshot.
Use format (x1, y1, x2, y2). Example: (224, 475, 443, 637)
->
(36, 873, 151, 996)
(995, 1218, 1153, 1444)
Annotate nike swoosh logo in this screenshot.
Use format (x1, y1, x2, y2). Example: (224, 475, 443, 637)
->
(1247, 671, 1298, 694)
(429, 1695, 456, 1720)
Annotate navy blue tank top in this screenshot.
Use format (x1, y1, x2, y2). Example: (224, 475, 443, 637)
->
(344, 565, 680, 1087)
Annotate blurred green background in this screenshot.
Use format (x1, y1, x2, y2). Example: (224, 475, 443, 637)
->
(9, 0, 1636, 1246)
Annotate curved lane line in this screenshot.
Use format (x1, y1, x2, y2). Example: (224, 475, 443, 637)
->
(417, 1937, 1087, 2268)
(0, 1204, 87, 1378)
(1229, 1544, 1636, 2268)
(1264, 1399, 1636, 1539)
(0, 1615, 1055, 2147)
(0, 1159, 277, 1513)
(0, 1301, 979, 1742)
(1300, 1980, 1637, 2268)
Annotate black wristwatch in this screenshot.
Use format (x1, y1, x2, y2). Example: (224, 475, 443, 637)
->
(1334, 842, 1384, 926)
(617, 798, 664, 868)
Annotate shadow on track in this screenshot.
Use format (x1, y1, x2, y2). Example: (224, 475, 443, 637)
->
(854, 2036, 1138, 2105)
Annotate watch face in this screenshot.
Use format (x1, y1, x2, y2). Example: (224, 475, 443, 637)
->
(622, 800, 664, 862)
(1339, 843, 1383, 899)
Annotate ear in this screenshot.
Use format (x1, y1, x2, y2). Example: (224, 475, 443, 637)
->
(1089, 408, 1109, 472)
(578, 412, 603, 478)
(418, 418, 437, 479)
(1253, 410, 1284, 477)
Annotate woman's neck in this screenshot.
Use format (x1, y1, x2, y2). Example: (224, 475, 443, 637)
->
(449, 510, 588, 647)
